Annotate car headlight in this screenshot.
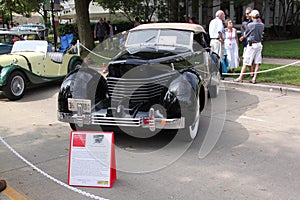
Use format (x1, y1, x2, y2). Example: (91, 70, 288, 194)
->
(12, 58, 18, 64)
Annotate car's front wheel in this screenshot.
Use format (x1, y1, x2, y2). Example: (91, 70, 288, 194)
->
(3, 71, 26, 101)
(70, 123, 77, 130)
(178, 116, 200, 141)
(177, 97, 200, 141)
(70, 123, 102, 131)
(208, 84, 219, 98)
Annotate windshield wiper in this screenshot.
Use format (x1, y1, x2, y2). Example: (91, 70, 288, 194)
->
(145, 36, 156, 43)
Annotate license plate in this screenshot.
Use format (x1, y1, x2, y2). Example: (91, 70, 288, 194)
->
(68, 98, 91, 113)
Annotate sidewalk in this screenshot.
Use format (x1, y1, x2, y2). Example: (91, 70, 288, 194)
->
(222, 57, 300, 94)
(262, 57, 300, 66)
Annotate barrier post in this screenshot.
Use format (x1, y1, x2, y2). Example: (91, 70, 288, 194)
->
(77, 40, 80, 56)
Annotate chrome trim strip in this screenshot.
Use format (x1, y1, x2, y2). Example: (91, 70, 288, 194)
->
(57, 111, 185, 129)
(107, 72, 176, 82)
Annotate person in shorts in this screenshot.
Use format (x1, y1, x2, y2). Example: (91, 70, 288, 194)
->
(240, 7, 252, 57)
(234, 10, 264, 84)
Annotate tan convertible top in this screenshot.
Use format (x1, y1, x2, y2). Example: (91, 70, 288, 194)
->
(130, 23, 206, 34)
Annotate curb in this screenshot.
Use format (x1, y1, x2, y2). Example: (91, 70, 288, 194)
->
(221, 79, 300, 95)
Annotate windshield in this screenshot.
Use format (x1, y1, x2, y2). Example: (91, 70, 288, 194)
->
(11, 40, 48, 53)
(10, 25, 45, 31)
(126, 29, 193, 50)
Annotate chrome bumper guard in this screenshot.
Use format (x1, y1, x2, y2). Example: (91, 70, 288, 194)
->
(57, 111, 185, 130)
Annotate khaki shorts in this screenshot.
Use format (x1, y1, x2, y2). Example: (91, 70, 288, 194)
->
(210, 39, 224, 59)
(243, 42, 263, 66)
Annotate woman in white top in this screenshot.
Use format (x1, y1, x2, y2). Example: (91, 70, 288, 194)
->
(224, 19, 239, 72)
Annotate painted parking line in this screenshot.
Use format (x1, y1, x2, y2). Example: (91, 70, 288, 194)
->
(2, 184, 28, 200)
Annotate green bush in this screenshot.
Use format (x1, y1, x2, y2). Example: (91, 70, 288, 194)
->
(57, 23, 78, 36)
(110, 20, 133, 34)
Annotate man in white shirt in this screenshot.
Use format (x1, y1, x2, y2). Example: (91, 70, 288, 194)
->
(209, 10, 225, 59)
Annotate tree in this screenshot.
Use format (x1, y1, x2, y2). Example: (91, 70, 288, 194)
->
(0, 0, 41, 16)
(140, 0, 160, 22)
(74, 0, 95, 51)
(0, 0, 41, 27)
(254, 0, 263, 12)
(200, 0, 213, 26)
(290, 0, 300, 31)
(157, 0, 168, 21)
(271, 0, 300, 36)
(96, 0, 161, 23)
(96, 0, 139, 22)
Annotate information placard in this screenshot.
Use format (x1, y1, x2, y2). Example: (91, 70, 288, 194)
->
(68, 131, 116, 188)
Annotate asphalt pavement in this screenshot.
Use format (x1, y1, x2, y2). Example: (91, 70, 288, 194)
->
(1, 84, 300, 200)
(0, 57, 300, 200)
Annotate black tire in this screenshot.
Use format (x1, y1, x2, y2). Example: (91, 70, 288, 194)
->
(177, 97, 200, 142)
(3, 71, 26, 101)
(70, 123, 77, 130)
(69, 123, 102, 131)
(208, 84, 219, 98)
(178, 116, 200, 142)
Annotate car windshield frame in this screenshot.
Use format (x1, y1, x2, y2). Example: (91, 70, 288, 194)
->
(125, 29, 194, 51)
(11, 40, 48, 54)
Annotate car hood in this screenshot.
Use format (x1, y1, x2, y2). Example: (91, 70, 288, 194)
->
(0, 52, 43, 67)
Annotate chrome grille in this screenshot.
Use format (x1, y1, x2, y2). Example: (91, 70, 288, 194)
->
(107, 72, 175, 103)
(92, 115, 142, 127)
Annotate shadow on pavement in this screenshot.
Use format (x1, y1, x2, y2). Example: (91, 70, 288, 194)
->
(0, 82, 61, 102)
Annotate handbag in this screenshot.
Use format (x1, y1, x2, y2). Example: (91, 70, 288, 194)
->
(221, 54, 228, 73)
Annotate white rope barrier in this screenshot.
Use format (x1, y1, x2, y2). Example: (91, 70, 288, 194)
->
(222, 60, 300, 76)
(79, 42, 112, 60)
(0, 136, 109, 200)
(76, 40, 300, 76)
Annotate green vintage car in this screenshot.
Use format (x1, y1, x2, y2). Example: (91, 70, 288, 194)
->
(0, 30, 41, 54)
(0, 40, 82, 100)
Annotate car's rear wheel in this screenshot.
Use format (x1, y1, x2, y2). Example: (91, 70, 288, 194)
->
(3, 71, 26, 101)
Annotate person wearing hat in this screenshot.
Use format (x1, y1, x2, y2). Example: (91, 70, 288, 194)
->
(0, 180, 7, 192)
(234, 9, 264, 84)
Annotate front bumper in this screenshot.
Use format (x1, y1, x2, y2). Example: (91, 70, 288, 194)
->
(57, 109, 185, 131)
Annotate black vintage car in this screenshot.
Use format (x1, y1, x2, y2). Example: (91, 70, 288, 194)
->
(57, 23, 221, 141)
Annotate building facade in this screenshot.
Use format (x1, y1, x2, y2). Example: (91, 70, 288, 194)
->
(187, 0, 283, 28)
